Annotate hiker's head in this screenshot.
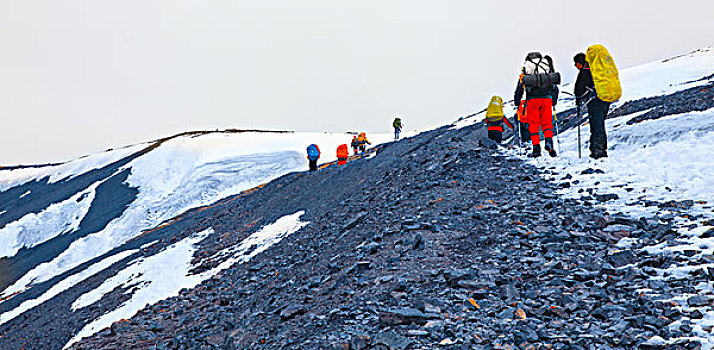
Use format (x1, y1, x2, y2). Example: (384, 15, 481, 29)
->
(573, 53, 586, 69)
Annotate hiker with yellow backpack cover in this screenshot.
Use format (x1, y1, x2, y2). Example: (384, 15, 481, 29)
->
(573, 45, 622, 159)
(484, 95, 514, 144)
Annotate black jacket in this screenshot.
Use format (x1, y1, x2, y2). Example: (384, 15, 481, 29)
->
(574, 64, 595, 104)
(514, 77, 559, 106)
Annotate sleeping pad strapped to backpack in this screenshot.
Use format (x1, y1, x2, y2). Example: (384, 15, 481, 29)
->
(522, 52, 561, 90)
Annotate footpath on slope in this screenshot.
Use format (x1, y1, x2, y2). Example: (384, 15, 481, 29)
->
(66, 122, 699, 349)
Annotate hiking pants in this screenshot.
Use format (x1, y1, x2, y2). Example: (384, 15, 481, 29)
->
(588, 98, 610, 157)
(526, 98, 554, 146)
(338, 158, 347, 166)
(394, 128, 401, 139)
(487, 130, 503, 143)
(309, 159, 318, 171)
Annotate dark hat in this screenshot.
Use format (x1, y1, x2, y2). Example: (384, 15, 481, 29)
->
(573, 53, 586, 65)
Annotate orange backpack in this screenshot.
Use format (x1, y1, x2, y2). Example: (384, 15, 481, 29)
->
(337, 144, 349, 158)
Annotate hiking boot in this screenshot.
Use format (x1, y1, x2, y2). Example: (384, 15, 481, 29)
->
(528, 144, 541, 158)
(590, 151, 608, 159)
(544, 138, 557, 157)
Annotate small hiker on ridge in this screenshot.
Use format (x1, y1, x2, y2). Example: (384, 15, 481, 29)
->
(484, 95, 514, 144)
(351, 135, 359, 155)
(306, 144, 320, 171)
(393, 117, 403, 140)
(514, 52, 560, 157)
(337, 144, 349, 166)
(356, 132, 371, 154)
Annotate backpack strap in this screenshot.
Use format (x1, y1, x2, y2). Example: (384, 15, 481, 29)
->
(544, 55, 555, 73)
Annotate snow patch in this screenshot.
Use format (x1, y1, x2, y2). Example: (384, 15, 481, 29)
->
(64, 211, 308, 349)
(517, 109, 714, 218)
(0, 182, 98, 260)
(0, 249, 137, 326)
(0, 144, 148, 191)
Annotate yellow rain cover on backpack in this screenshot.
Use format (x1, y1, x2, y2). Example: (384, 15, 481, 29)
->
(485, 95, 504, 122)
(586, 45, 622, 102)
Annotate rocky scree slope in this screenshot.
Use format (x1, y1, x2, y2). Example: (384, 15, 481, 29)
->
(56, 123, 702, 350)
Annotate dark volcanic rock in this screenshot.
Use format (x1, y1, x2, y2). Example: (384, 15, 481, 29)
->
(379, 307, 433, 326)
(595, 193, 619, 202)
(688, 295, 710, 307)
(279, 305, 307, 320)
(609, 250, 638, 268)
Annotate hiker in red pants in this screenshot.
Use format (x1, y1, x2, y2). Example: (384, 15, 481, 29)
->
(514, 52, 560, 157)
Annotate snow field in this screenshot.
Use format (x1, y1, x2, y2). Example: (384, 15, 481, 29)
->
(63, 211, 308, 349)
(0, 182, 98, 259)
(0, 144, 148, 191)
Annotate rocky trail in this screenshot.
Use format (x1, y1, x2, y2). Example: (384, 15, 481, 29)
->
(16, 117, 693, 349)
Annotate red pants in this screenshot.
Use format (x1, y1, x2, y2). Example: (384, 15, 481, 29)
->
(526, 98, 553, 145)
(338, 158, 347, 166)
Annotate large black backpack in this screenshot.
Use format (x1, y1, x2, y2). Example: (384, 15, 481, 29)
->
(522, 52, 561, 89)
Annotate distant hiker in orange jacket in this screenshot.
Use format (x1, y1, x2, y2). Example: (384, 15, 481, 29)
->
(306, 144, 320, 171)
(337, 144, 349, 166)
(356, 132, 371, 153)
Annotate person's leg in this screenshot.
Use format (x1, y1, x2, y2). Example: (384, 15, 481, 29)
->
(538, 99, 555, 156)
(487, 129, 495, 141)
(309, 159, 317, 171)
(527, 100, 548, 157)
(588, 99, 610, 158)
(526, 102, 542, 146)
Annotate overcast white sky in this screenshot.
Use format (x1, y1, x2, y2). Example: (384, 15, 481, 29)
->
(1, 1, 712, 164)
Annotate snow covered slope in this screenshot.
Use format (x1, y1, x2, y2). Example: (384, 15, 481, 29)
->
(0, 129, 400, 329)
(1, 46, 712, 349)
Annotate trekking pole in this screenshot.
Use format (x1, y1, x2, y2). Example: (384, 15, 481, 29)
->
(552, 108, 561, 154)
(576, 102, 582, 159)
(516, 116, 521, 150)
